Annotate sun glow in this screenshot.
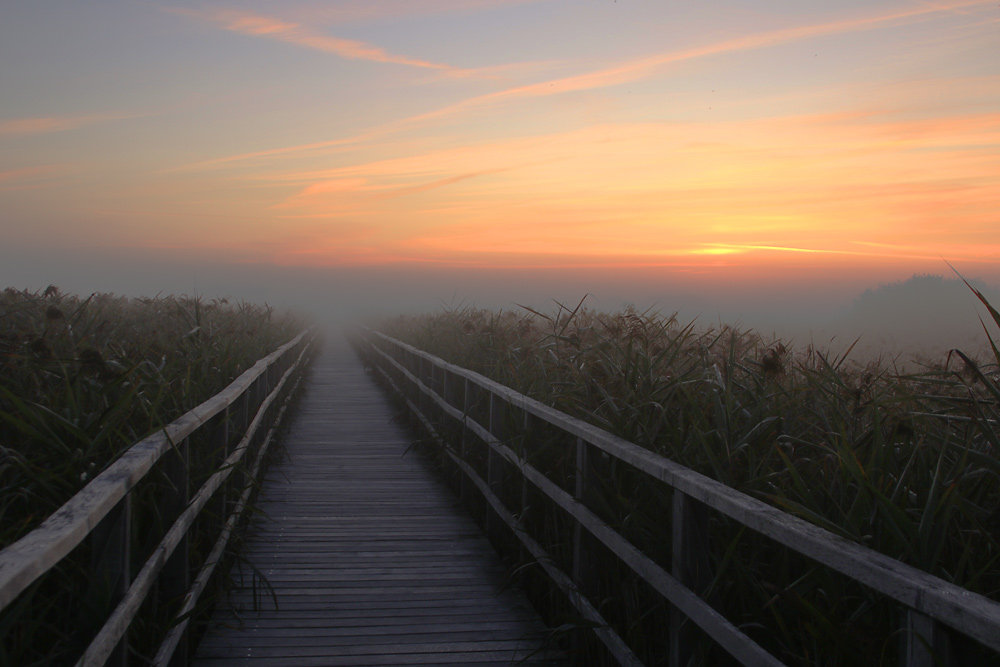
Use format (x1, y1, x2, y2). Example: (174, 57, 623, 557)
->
(2, 0, 999, 296)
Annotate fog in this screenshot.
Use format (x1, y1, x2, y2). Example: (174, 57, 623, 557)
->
(2, 246, 997, 364)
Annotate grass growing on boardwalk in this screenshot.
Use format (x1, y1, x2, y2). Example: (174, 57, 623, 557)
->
(378, 295, 1000, 665)
(0, 286, 307, 664)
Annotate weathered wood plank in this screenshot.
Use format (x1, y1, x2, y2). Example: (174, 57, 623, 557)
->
(193, 340, 563, 666)
(197, 654, 564, 667)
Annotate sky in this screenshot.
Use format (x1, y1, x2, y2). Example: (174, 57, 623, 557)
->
(1, 0, 999, 346)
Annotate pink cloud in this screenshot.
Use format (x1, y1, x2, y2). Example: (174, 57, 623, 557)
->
(378, 169, 510, 199)
(0, 113, 129, 137)
(174, 0, 995, 173)
(409, 0, 997, 121)
(225, 15, 298, 35)
(0, 165, 66, 190)
(295, 0, 549, 24)
(171, 8, 462, 72)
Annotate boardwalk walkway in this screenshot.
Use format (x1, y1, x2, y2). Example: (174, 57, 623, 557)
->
(194, 339, 562, 666)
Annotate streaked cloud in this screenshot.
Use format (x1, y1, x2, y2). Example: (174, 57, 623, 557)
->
(409, 0, 996, 121)
(177, 0, 995, 173)
(170, 7, 473, 73)
(285, 0, 552, 26)
(0, 113, 132, 137)
(245, 100, 998, 266)
(4, 0, 998, 294)
(0, 165, 67, 190)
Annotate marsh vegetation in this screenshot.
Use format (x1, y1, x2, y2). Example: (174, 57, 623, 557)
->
(378, 292, 1000, 665)
(0, 286, 308, 664)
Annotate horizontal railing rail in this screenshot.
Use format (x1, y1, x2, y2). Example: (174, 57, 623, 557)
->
(0, 327, 319, 666)
(359, 328, 1000, 667)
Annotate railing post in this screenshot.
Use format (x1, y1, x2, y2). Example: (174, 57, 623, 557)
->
(90, 493, 132, 667)
(431, 365, 442, 425)
(160, 437, 190, 667)
(252, 376, 265, 445)
(442, 369, 455, 408)
(572, 437, 588, 585)
(230, 392, 250, 512)
(460, 378, 471, 503)
(902, 610, 955, 667)
(209, 407, 230, 554)
(518, 411, 530, 567)
(417, 357, 427, 417)
(670, 490, 712, 667)
(442, 370, 458, 476)
(488, 392, 504, 487)
(486, 392, 504, 536)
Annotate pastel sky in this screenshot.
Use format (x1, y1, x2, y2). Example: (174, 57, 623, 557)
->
(1, 0, 999, 322)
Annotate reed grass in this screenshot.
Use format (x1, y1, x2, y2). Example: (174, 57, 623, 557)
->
(378, 295, 1000, 665)
(0, 285, 308, 664)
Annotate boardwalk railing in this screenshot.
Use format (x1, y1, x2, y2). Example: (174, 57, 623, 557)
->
(0, 328, 318, 667)
(360, 328, 1000, 667)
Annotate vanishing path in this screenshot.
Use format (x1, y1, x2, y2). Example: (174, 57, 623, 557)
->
(193, 339, 562, 666)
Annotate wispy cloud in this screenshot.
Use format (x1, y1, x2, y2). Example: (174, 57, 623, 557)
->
(0, 113, 133, 137)
(0, 165, 66, 190)
(250, 101, 999, 262)
(706, 242, 1000, 264)
(287, 0, 551, 26)
(168, 128, 384, 172)
(378, 168, 510, 199)
(170, 7, 473, 73)
(407, 0, 996, 122)
(177, 0, 995, 172)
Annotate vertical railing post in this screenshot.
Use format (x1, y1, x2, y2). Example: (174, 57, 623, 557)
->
(160, 437, 190, 667)
(231, 392, 250, 513)
(442, 370, 457, 471)
(209, 406, 230, 552)
(567, 437, 592, 666)
(90, 493, 132, 667)
(572, 437, 589, 585)
(670, 490, 712, 667)
(518, 410, 531, 567)
(460, 378, 471, 503)
(255, 373, 265, 432)
(417, 357, 431, 439)
(901, 610, 955, 667)
(486, 392, 504, 537)
(431, 365, 443, 425)
(442, 369, 456, 411)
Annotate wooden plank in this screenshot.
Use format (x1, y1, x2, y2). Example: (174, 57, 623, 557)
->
(197, 654, 564, 667)
(193, 340, 563, 666)
(198, 640, 556, 658)
(207, 601, 541, 617)
(197, 619, 542, 640)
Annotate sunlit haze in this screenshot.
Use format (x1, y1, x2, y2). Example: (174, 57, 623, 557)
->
(2, 1, 998, 353)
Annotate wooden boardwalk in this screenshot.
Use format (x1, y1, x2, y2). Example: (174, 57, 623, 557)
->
(194, 339, 562, 666)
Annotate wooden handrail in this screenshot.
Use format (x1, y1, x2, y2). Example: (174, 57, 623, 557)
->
(0, 327, 318, 665)
(360, 327, 1000, 667)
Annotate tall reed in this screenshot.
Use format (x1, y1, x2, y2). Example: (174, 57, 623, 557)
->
(0, 286, 308, 664)
(378, 295, 999, 665)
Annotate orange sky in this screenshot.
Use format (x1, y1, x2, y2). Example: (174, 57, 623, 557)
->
(1, 0, 999, 306)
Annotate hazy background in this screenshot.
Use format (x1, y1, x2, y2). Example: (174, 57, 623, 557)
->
(3, 1, 998, 361)
(3, 243, 997, 362)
